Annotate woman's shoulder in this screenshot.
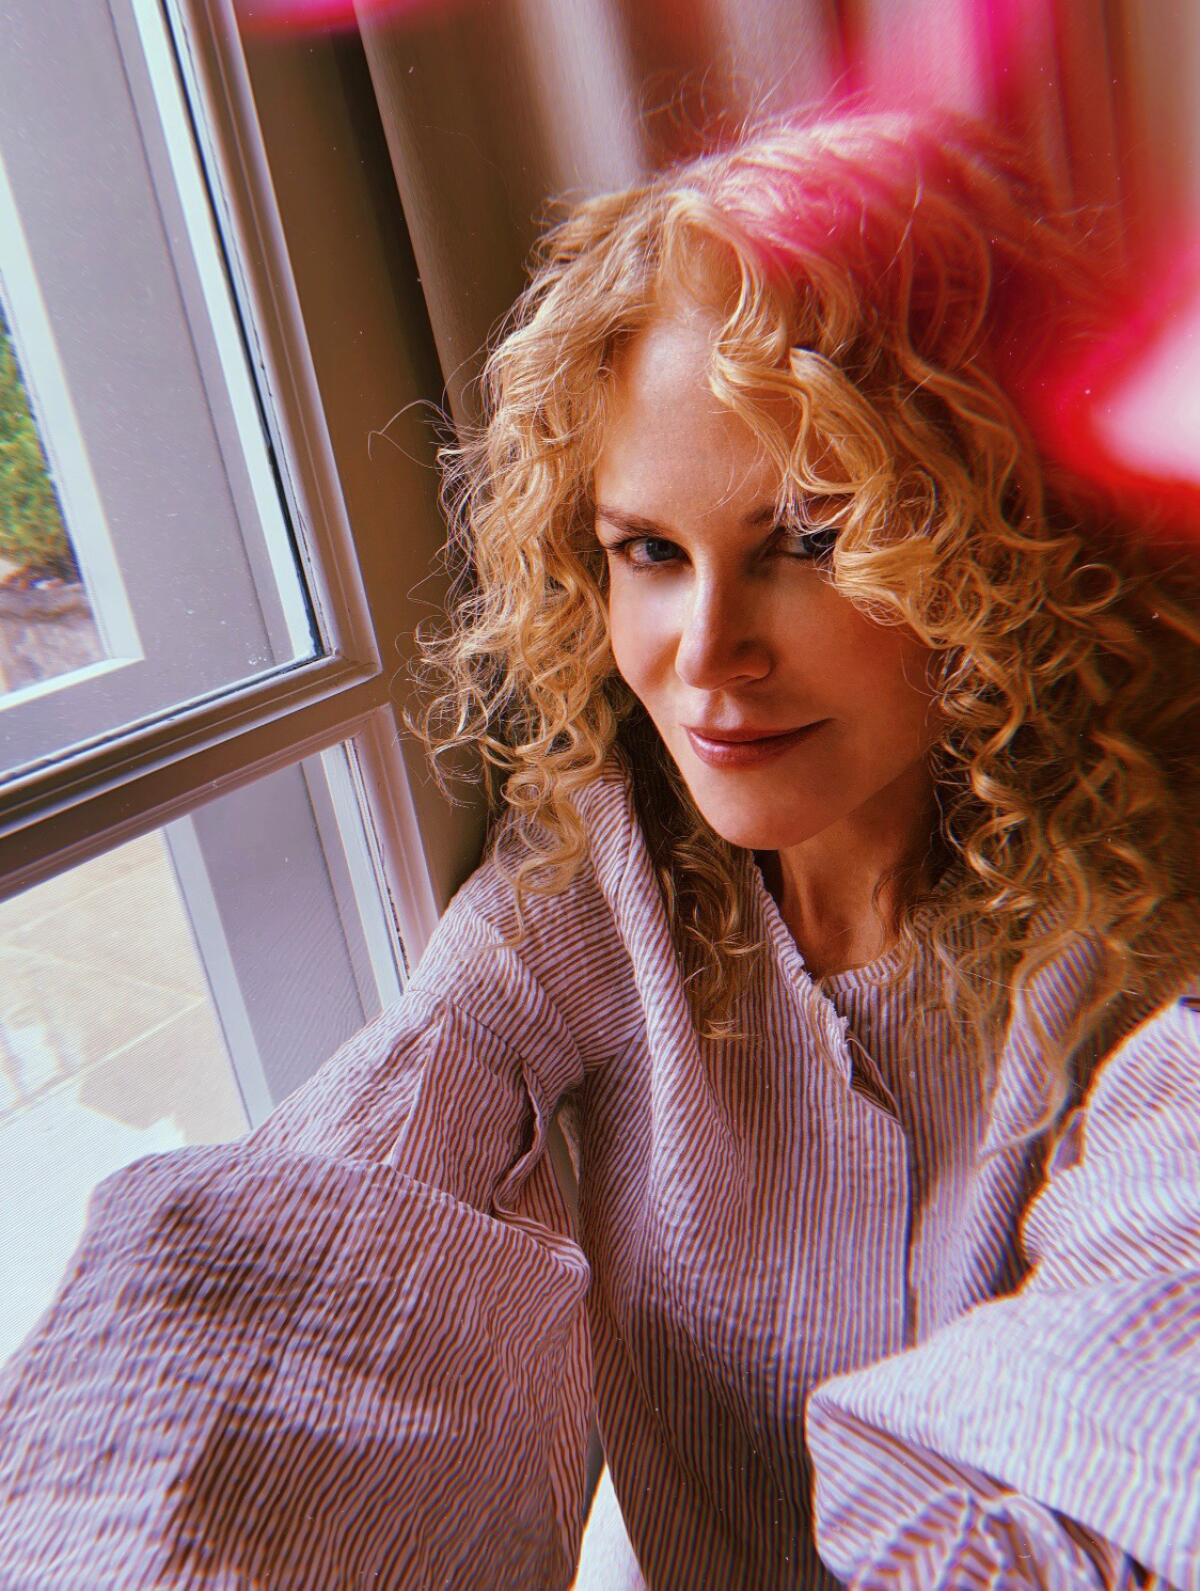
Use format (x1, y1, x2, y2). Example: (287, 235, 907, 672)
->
(408, 755, 655, 1051)
(451, 752, 642, 921)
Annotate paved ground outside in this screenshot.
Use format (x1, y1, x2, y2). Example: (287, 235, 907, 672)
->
(0, 830, 247, 1362)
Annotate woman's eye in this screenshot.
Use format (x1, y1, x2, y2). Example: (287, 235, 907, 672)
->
(605, 536, 680, 569)
(778, 524, 838, 563)
(601, 525, 837, 570)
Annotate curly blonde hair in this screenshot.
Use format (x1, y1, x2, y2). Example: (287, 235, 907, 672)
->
(407, 109, 1200, 1110)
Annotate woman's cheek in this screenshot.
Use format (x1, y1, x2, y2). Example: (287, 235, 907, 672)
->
(609, 582, 670, 696)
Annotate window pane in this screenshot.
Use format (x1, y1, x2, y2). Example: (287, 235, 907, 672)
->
(0, 734, 404, 1362)
(0, 296, 103, 694)
(0, 0, 320, 781)
(0, 828, 247, 1361)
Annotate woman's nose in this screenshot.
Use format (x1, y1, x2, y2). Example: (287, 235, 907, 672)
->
(674, 574, 771, 690)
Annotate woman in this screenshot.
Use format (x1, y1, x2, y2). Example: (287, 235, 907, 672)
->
(1, 111, 1197, 1589)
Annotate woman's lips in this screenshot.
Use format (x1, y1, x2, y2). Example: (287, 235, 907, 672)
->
(685, 723, 825, 768)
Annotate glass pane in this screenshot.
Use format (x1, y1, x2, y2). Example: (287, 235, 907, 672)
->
(0, 2, 320, 781)
(0, 828, 248, 1361)
(0, 732, 405, 1364)
(0, 295, 105, 694)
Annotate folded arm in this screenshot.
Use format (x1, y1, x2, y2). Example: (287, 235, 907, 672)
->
(0, 936, 594, 1588)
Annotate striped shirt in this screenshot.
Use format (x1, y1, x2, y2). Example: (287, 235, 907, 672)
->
(0, 757, 1195, 1588)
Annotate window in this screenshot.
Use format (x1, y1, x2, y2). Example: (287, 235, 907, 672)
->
(0, 0, 316, 773)
(0, 1, 472, 1344)
(0, 742, 408, 1356)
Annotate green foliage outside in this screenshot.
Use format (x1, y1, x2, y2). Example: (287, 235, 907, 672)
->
(0, 299, 77, 581)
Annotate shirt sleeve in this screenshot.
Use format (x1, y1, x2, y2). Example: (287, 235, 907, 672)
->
(806, 997, 1200, 1591)
(0, 902, 595, 1589)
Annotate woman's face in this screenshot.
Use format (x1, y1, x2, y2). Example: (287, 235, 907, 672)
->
(593, 310, 938, 856)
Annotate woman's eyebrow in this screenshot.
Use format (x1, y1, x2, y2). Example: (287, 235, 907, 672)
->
(593, 505, 664, 536)
(594, 503, 781, 536)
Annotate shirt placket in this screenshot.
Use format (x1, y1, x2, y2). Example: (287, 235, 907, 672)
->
(815, 992, 916, 1353)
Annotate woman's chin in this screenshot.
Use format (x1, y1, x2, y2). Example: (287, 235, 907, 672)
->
(686, 789, 829, 854)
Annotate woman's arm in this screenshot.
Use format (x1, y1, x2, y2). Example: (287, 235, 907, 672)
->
(0, 902, 595, 1589)
(806, 996, 1200, 1591)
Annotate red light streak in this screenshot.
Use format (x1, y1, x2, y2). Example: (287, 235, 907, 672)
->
(1020, 247, 1200, 536)
(234, 0, 464, 34)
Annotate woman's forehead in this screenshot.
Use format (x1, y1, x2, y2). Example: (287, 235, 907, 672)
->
(608, 310, 797, 423)
(609, 309, 723, 401)
(599, 312, 829, 495)
(596, 320, 788, 519)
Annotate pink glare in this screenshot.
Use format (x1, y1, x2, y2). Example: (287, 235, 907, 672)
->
(1095, 288, 1200, 484)
(235, 0, 463, 33)
(1023, 247, 1200, 538)
(973, 0, 1042, 87)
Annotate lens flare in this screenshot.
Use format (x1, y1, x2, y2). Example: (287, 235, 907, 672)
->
(1021, 248, 1200, 537)
(235, 0, 465, 34)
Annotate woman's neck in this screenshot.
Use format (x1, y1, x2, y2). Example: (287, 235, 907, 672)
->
(766, 761, 936, 979)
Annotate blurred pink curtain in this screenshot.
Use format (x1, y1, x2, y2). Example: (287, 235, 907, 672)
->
(350, 0, 1198, 420)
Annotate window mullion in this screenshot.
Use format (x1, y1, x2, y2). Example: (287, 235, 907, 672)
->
(0, 662, 388, 897)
